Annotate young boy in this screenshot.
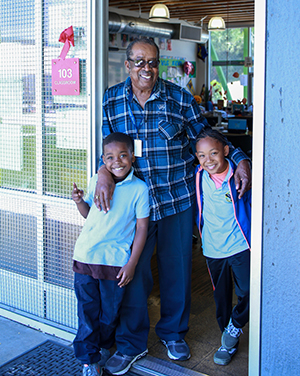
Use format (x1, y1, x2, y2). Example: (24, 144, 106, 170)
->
(72, 132, 149, 376)
(194, 127, 251, 366)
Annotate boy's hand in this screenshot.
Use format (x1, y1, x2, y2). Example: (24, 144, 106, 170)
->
(116, 262, 136, 288)
(72, 182, 84, 204)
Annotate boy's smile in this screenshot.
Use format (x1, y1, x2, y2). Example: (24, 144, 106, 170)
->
(102, 141, 135, 182)
(195, 137, 229, 175)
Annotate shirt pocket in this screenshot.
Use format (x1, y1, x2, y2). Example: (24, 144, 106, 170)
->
(158, 119, 183, 141)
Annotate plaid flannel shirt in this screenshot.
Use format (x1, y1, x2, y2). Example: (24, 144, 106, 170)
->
(101, 77, 246, 221)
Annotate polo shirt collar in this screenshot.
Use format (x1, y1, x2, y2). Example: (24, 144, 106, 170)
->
(116, 167, 134, 186)
(196, 160, 233, 186)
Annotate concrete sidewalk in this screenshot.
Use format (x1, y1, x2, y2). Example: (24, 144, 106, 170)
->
(0, 315, 206, 376)
(0, 315, 73, 367)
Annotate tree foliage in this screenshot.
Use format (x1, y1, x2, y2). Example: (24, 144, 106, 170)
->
(211, 28, 245, 61)
(210, 28, 249, 101)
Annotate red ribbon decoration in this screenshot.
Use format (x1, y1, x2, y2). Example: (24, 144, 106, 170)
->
(58, 26, 74, 60)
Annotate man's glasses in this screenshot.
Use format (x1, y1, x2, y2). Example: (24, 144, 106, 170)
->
(128, 58, 160, 69)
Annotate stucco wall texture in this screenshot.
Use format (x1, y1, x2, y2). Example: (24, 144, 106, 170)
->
(260, 0, 300, 374)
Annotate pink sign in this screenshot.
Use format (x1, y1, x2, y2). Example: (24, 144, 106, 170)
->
(52, 26, 80, 96)
(52, 58, 80, 96)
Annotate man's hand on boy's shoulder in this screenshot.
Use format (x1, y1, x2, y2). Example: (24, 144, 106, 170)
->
(94, 166, 115, 213)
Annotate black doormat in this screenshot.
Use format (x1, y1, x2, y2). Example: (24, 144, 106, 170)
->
(0, 340, 141, 376)
(0, 340, 82, 376)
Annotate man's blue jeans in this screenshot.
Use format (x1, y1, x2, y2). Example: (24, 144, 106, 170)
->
(115, 206, 194, 356)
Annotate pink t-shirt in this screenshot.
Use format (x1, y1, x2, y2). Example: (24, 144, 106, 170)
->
(209, 161, 229, 189)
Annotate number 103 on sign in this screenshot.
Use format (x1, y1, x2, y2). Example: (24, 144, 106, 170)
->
(51, 57, 80, 96)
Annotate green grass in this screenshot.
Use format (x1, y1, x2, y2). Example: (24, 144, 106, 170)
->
(0, 125, 88, 196)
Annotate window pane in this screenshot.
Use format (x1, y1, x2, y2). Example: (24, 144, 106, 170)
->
(211, 28, 245, 61)
(250, 27, 255, 59)
(43, 0, 88, 197)
(209, 28, 252, 104)
(0, 1, 36, 190)
(0, 209, 37, 278)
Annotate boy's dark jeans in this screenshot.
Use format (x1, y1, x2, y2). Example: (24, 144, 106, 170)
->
(73, 272, 125, 364)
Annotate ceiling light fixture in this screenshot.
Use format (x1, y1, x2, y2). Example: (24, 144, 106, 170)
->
(208, 16, 226, 31)
(149, 4, 170, 23)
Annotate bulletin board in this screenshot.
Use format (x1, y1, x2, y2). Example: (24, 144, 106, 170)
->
(159, 57, 196, 87)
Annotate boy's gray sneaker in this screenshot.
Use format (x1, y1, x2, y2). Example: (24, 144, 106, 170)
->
(104, 349, 148, 375)
(213, 345, 238, 366)
(99, 348, 111, 367)
(161, 339, 191, 360)
(82, 363, 102, 376)
(221, 318, 243, 349)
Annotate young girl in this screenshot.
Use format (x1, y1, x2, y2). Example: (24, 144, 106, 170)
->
(194, 127, 251, 366)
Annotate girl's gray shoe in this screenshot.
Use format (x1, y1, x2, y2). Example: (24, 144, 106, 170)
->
(221, 317, 243, 349)
(213, 345, 238, 366)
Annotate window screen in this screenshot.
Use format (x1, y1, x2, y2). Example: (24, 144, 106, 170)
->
(0, 0, 89, 332)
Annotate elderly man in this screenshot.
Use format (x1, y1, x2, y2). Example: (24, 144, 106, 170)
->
(95, 37, 251, 375)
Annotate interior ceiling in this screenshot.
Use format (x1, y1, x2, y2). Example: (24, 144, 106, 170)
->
(109, 0, 254, 27)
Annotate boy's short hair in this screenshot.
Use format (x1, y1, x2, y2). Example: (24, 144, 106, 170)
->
(102, 132, 134, 154)
(196, 126, 228, 147)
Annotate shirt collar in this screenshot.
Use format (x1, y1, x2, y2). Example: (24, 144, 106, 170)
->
(196, 160, 232, 185)
(125, 76, 167, 103)
(219, 159, 234, 185)
(116, 167, 134, 186)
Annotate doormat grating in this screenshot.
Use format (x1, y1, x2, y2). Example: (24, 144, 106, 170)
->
(0, 340, 82, 376)
(0, 340, 206, 376)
